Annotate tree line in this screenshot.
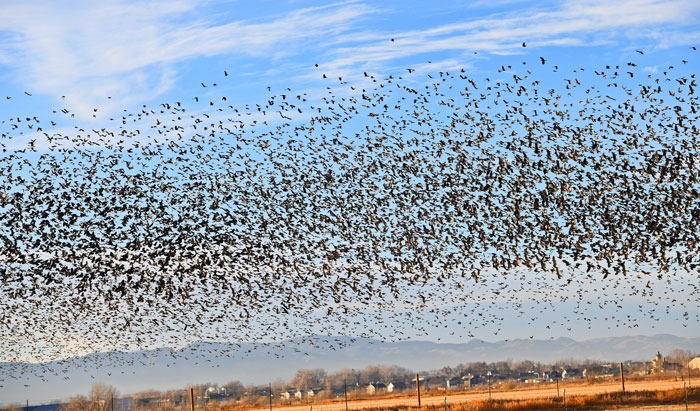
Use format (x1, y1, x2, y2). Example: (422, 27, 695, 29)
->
(1, 349, 695, 411)
(123, 348, 698, 405)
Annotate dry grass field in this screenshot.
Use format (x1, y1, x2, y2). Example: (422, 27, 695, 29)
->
(221, 378, 698, 411)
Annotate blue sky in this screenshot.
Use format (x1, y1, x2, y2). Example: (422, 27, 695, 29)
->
(1, 0, 699, 358)
(1, 0, 698, 122)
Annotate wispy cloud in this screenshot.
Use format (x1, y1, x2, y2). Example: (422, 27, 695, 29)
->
(0, 0, 697, 118)
(319, 0, 700, 72)
(0, 0, 372, 116)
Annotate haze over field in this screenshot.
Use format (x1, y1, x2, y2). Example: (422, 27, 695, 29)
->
(2, 334, 699, 405)
(1, 0, 699, 406)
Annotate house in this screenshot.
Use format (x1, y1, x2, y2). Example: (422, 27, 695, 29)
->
(327, 386, 348, 397)
(205, 386, 228, 401)
(366, 382, 387, 395)
(543, 370, 561, 381)
(690, 357, 700, 370)
(387, 381, 408, 392)
(480, 372, 501, 384)
(652, 351, 683, 373)
(414, 376, 437, 390)
(247, 386, 273, 398)
(652, 351, 666, 372)
(27, 404, 64, 411)
(561, 368, 581, 379)
(583, 365, 617, 379)
(517, 372, 540, 383)
(462, 374, 477, 388)
(445, 377, 464, 390)
(626, 361, 647, 375)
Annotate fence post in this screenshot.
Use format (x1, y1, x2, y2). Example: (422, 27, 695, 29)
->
(620, 362, 625, 394)
(344, 380, 348, 411)
(563, 388, 567, 411)
(416, 373, 421, 409)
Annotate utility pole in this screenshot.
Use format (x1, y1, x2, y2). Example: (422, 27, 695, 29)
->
(190, 388, 195, 411)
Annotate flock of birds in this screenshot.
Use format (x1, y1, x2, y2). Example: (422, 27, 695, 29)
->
(0, 46, 699, 381)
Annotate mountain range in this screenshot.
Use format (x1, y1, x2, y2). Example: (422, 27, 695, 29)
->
(2, 333, 698, 406)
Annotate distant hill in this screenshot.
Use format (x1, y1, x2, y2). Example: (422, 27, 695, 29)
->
(2, 334, 698, 406)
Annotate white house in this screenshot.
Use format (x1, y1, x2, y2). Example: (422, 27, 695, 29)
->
(690, 357, 700, 370)
(387, 381, 407, 393)
(366, 382, 387, 395)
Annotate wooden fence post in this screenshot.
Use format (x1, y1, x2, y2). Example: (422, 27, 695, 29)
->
(416, 373, 421, 409)
(620, 362, 625, 394)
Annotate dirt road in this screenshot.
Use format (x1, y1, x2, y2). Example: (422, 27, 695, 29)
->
(245, 379, 694, 411)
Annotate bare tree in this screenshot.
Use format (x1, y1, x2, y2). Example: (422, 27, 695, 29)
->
(438, 366, 455, 379)
(359, 365, 382, 384)
(62, 395, 90, 411)
(378, 364, 413, 383)
(291, 368, 326, 391)
(162, 389, 186, 410)
(132, 389, 162, 410)
(271, 377, 289, 398)
(669, 349, 694, 364)
(514, 360, 536, 374)
(325, 367, 363, 395)
(465, 361, 488, 375)
(668, 349, 694, 380)
(223, 380, 246, 399)
(89, 383, 119, 411)
(493, 360, 513, 375)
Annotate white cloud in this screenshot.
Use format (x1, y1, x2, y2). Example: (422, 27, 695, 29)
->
(0, 0, 372, 117)
(0, 0, 697, 119)
(319, 0, 700, 72)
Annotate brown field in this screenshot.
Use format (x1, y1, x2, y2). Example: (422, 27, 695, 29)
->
(223, 378, 698, 411)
